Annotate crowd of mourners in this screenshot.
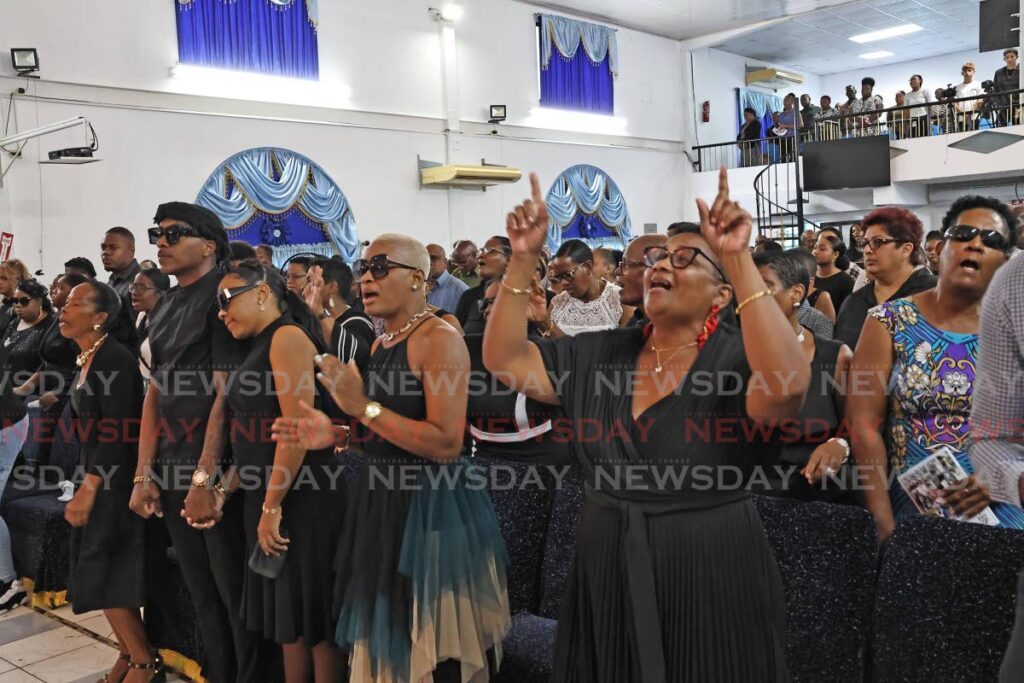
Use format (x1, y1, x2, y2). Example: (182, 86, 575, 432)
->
(0, 169, 1022, 681)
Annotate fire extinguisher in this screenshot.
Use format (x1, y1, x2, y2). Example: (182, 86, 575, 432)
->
(702, 101, 711, 123)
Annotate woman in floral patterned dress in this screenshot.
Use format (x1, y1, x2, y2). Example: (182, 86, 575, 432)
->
(849, 196, 1024, 541)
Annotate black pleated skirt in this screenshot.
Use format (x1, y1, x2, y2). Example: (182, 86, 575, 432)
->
(240, 457, 345, 646)
(551, 496, 790, 682)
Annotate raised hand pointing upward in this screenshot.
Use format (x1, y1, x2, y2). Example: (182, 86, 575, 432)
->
(696, 166, 754, 260)
(506, 173, 550, 257)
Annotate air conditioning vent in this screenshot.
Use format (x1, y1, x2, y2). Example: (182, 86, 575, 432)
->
(419, 158, 522, 189)
(746, 67, 805, 90)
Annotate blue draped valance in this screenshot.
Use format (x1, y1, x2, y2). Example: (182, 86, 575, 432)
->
(176, 0, 319, 79)
(538, 14, 618, 77)
(545, 165, 632, 252)
(195, 147, 360, 264)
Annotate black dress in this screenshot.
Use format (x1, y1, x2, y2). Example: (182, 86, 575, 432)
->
(813, 271, 855, 313)
(67, 338, 145, 613)
(536, 326, 790, 683)
(228, 317, 345, 646)
(1, 317, 46, 387)
(755, 335, 849, 501)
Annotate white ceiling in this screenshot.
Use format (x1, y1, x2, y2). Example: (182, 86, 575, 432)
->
(712, 0, 982, 75)
(526, 0, 858, 41)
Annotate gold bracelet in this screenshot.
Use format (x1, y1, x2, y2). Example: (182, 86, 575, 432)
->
(133, 475, 152, 485)
(500, 278, 531, 296)
(735, 289, 773, 316)
(262, 504, 282, 516)
(213, 483, 230, 500)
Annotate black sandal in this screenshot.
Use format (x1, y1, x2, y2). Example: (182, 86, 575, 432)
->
(97, 653, 131, 683)
(127, 653, 166, 683)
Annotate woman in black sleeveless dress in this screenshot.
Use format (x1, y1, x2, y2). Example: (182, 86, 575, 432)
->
(272, 234, 510, 683)
(60, 282, 159, 682)
(485, 170, 810, 682)
(753, 251, 853, 501)
(216, 261, 345, 682)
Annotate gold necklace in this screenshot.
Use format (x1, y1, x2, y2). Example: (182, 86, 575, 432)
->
(76, 334, 108, 367)
(381, 309, 431, 342)
(649, 338, 698, 373)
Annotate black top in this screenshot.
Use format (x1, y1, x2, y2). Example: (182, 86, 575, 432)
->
(227, 317, 333, 470)
(800, 105, 822, 129)
(356, 325, 430, 460)
(38, 317, 80, 400)
(464, 334, 571, 465)
(627, 308, 649, 329)
(455, 282, 488, 336)
(780, 336, 844, 467)
(813, 271, 855, 312)
(738, 120, 762, 141)
(147, 266, 246, 465)
(330, 308, 374, 374)
(2, 317, 46, 385)
(69, 338, 143, 479)
(993, 66, 1020, 106)
(0, 303, 13, 341)
(536, 325, 778, 505)
(0, 336, 26, 426)
(107, 260, 142, 304)
(833, 267, 936, 349)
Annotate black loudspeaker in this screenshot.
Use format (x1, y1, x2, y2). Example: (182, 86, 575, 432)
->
(980, 0, 1020, 53)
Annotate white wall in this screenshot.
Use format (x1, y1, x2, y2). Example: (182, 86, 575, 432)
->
(0, 0, 691, 275)
(820, 49, 1008, 109)
(689, 47, 822, 147)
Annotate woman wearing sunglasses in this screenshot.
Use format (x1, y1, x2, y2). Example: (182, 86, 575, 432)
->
(212, 260, 345, 682)
(272, 234, 510, 683)
(0, 260, 31, 342)
(547, 239, 631, 336)
(833, 208, 936, 348)
(849, 196, 1024, 542)
(484, 169, 809, 683)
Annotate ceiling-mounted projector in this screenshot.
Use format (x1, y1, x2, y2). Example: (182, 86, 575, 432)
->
(48, 146, 95, 161)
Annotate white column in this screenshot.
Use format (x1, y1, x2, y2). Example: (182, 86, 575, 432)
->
(439, 23, 461, 134)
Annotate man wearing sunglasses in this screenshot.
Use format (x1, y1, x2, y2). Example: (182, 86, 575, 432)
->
(455, 236, 511, 335)
(132, 202, 267, 683)
(616, 234, 666, 328)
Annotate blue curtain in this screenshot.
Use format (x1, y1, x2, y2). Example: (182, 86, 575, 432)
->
(537, 14, 616, 114)
(196, 147, 360, 264)
(545, 164, 632, 252)
(176, 0, 319, 80)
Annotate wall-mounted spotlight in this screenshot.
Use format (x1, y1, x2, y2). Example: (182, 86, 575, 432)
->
(429, 4, 463, 22)
(489, 105, 507, 124)
(10, 48, 39, 78)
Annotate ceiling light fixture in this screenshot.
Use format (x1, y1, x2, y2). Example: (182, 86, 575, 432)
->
(849, 24, 922, 43)
(10, 48, 39, 77)
(858, 51, 895, 60)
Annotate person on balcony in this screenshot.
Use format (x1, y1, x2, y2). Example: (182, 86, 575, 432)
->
(799, 94, 821, 141)
(838, 84, 858, 136)
(993, 48, 1021, 128)
(955, 63, 984, 132)
(737, 107, 763, 167)
(775, 94, 799, 160)
(905, 74, 932, 138)
(851, 77, 884, 136)
(833, 208, 936, 349)
(892, 91, 912, 140)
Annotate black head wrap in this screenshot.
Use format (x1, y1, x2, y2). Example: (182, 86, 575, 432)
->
(153, 202, 230, 265)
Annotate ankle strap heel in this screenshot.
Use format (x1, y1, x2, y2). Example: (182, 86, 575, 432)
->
(128, 654, 165, 682)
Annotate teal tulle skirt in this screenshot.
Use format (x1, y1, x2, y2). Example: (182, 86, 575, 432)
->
(334, 456, 511, 682)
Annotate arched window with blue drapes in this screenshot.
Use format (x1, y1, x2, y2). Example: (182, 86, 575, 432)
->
(176, 0, 319, 79)
(537, 14, 617, 114)
(195, 147, 359, 265)
(545, 165, 632, 252)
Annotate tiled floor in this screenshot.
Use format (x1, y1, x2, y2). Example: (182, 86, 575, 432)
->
(0, 606, 190, 682)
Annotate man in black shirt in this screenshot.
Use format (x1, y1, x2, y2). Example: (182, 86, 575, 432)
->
(455, 236, 510, 335)
(130, 202, 266, 683)
(101, 227, 141, 303)
(994, 48, 1021, 127)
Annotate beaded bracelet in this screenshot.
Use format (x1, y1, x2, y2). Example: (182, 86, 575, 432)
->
(262, 504, 282, 516)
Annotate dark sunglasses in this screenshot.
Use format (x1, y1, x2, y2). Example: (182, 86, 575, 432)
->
(353, 254, 419, 280)
(643, 246, 727, 282)
(216, 283, 262, 312)
(11, 297, 34, 306)
(944, 225, 1010, 252)
(148, 224, 204, 246)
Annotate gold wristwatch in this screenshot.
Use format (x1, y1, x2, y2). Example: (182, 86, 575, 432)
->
(361, 401, 383, 424)
(191, 469, 210, 488)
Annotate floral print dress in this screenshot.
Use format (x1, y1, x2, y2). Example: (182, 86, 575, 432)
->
(871, 299, 1024, 528)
